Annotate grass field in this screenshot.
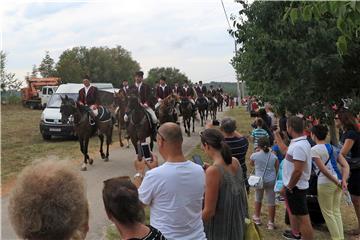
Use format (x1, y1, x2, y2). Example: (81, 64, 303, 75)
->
(1, 104, 120, 188)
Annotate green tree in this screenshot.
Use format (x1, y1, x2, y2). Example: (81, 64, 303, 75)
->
(56, 46, 140, 87)
(146, 67, 190, 87)
(38, 51, 56, 77)
(231, 1, 360, 142)
(0, 51, 22, 91)
(285, 1, 360, 55)
(31, 64, 38, 77)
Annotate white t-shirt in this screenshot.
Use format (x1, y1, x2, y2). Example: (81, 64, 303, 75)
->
(282, 136, 312, 190)
(138, 160, 206, 240)
(311, 144, 337, 185)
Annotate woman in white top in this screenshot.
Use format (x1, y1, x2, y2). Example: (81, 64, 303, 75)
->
(310, 125, 349, 240)
(250, 137, 279, 229)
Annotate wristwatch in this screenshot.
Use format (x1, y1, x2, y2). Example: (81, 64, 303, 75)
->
(134, 172, 143, 179)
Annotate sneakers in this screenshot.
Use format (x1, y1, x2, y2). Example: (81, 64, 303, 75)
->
(282, 230, 301, 240)
(252, 215, 261, 225)
(267, 222, 275, 230)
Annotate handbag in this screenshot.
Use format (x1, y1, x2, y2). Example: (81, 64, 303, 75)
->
(248, 153, 271, 189)
(245, 218, 262, 240)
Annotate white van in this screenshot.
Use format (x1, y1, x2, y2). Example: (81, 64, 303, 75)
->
(39, 83, 116, 140)
(39, 86, 58, 109)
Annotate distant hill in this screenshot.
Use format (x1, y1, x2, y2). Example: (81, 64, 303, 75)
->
(204, 81, 246, 97)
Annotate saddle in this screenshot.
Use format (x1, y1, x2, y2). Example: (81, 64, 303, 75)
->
(90, 105, 112, 122)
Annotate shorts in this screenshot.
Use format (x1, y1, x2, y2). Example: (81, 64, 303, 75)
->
(255, 181, 276, 206)
(348, 169, 360, 196)
(285, 187, 308, 216)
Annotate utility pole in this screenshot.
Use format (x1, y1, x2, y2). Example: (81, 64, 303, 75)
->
(220, 0, 241, 103)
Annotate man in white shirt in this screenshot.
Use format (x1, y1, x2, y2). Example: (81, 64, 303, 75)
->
(133, 123, 206, 240)
(281, 116, 314, 240)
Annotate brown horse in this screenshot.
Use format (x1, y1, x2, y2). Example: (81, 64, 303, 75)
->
(216, 92, 224, 112)
(179, 97, 195, 137)
(114, 89, 130, 148)
(207, 94, 218, 121)
(158, 93, 179, 125)
(60, 96, 113, 171)
(126, 89, 154, 157)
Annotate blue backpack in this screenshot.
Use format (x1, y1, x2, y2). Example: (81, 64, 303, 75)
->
(325, 144, 342, 180)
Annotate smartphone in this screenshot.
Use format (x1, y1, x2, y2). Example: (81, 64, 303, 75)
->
(141, 143, 152, 161)
(192, 155, 204, 167)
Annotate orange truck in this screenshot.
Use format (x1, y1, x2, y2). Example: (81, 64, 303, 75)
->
(21, 77, 61, 109)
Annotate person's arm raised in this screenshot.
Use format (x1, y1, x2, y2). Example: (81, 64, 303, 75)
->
(202, 166, 221, 222)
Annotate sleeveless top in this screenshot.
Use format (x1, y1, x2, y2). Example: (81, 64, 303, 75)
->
(204, 163, 249, 240)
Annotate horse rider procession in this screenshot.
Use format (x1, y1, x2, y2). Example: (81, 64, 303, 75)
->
(60, 71, 226, 170)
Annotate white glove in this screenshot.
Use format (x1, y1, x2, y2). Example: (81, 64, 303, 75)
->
(124, 114, 129, 122)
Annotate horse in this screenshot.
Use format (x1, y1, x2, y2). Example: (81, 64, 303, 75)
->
(179, 97, 195, 137)
(207, 95, 218, 121)
(126, 89, 154, 157)
(158, 93, 180, 125)
(195, 96, 208, 127)
(216, 93, 224, 112)
(114, 89, 130, 148)
(60, 96, 113, 171)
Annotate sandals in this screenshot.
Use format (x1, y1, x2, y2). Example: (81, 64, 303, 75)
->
(252, 215, 261, 225)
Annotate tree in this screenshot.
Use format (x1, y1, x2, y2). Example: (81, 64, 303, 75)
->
(0, 51, 22, 91)
(56, 46, 140, 87)
(231, 1, 360, 142)
(285, 1, 360, 55)
(146, 67, 190, 87)
(31, 64, 38, 77)
(38, 51, 56, 77)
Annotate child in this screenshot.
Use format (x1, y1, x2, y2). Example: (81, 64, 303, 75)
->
(251, 118, 269, 150)
(250, 137, 279, 229)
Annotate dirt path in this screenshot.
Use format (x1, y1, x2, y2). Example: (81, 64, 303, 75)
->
(1, 110, 226, 240)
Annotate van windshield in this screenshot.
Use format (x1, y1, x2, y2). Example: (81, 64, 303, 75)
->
(47, 93, 78, 108)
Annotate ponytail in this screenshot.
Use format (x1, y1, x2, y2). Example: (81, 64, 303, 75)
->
(220, 141, 232, 165)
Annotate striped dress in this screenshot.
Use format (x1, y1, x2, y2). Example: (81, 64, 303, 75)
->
(204, 164, 249, 240)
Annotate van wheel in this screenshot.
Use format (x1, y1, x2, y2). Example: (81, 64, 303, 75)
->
(42, 134, 51, 140)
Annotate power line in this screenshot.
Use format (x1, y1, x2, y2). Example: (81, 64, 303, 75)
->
(220, 0, 232, 30)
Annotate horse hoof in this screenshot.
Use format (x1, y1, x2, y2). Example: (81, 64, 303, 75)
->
(120, 143, 124, 147)
(81, 164, 87, 171)
(126, 145, 130, 148)
(104, 157, 109, 162)
(89, 159, 94, 165)
(187, 133, 191, 137)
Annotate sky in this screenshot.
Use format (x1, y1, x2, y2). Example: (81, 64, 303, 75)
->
(1, 0, 242, 84)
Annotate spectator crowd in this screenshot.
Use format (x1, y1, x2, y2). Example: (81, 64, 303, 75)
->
(7, 98, 360, 240)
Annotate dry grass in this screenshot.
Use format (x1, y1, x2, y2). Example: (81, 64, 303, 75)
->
(189, 106, 359, 240)
(1, 104, 120, 185)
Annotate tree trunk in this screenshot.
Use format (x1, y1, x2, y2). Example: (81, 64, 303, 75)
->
(329, 119, 338, 145)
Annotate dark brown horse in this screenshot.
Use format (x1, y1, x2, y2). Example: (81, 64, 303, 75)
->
(195, 96, 208, 127)
(216, 92, 224, 112)
(207, 94, 218, 121)
(158, 93, 179, 125)
(126, 89, 154, 157)
(60, 96, 113, 171)
(114, 89, 130, 148)
(179, 97, 195, 137)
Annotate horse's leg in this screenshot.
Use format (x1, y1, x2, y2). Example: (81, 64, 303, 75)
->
(105, 126, 112, 161)
(99, 133, 105, 159)
(85, 136, 93, 165)
(118, 124, 123, 147)
(183, 117, 187, 134)
(79, 137, 87, 171)
(192, 114, 195, 132)
(187, 118, 191, 137)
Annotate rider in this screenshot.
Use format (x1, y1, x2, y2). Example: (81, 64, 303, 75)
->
(125, 71, 158, 138)
(208, 85, 218, 104)
(172, 82, 181, 95)
(121, 79, 129, 94)
(77, 75, 99, 122)
(155, 76, 172, 109)
(180, 80, 197, 114)
(196, 81, 208, 102)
